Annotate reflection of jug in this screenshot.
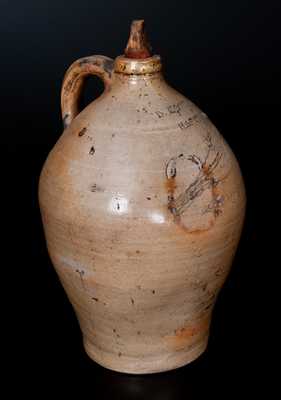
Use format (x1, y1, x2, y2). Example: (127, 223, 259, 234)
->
(39, 20, 246, 374)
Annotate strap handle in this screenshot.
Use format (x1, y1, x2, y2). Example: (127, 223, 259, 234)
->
(61, 55, 114, 128)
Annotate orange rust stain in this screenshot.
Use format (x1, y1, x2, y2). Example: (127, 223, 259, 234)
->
(165, 177, 177, 216)
(202, 164, 211, 175)
(165, 177, 177, 196)
(164, 317, 210, 351)
(181, 219, 215, 235)
(172, 214, 214, 236)
(212, 186, 220, 197)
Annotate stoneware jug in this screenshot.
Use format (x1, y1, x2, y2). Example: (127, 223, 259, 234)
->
(39, 20, 246, 374)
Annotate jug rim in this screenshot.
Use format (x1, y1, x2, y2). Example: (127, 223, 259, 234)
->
(114, 54, 162, 75)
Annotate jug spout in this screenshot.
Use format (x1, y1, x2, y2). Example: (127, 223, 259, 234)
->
(115, 20, 161, 75)
(124, 19, 152, 59)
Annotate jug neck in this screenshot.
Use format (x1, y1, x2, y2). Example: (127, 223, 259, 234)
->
(112, 69, 164, 90)
(114, 54, 162, 76)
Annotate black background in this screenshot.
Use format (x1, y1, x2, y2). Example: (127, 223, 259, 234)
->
(3, 0, 280, 397)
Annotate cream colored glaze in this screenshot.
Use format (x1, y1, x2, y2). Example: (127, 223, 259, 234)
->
(39, 21, 246, 374)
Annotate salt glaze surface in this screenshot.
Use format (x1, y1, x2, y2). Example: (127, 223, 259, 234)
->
(39, 20, 246, 374)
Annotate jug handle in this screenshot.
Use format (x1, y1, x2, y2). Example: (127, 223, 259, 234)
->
(61, 55, 114, 128)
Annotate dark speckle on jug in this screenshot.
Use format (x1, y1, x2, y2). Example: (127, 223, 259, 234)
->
(89, 146, 95, 155)
(78, 127, 87, 137)
(90, 184, 104, 193)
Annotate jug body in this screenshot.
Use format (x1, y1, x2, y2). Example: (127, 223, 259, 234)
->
(39, 20, 246, 374)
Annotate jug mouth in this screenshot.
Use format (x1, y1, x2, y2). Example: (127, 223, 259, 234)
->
(114, 54, 162, 75)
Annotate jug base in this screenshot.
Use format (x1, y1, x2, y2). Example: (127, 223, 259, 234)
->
(83, 337, 208, 374)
